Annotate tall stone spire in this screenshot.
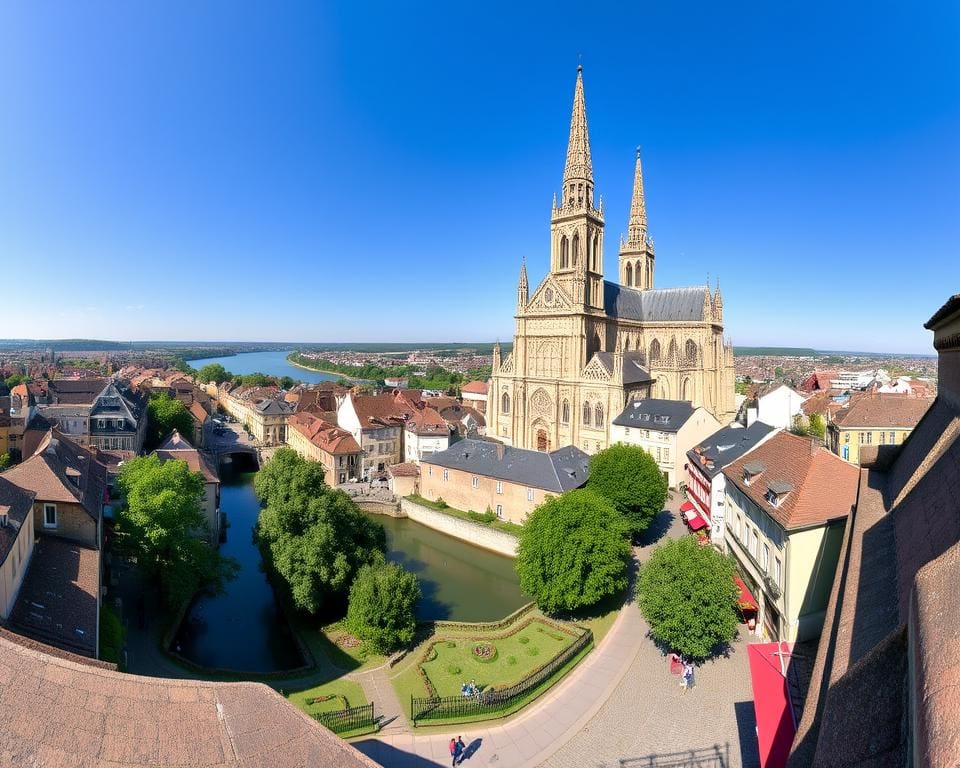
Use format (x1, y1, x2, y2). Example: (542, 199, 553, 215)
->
(517, 258, 529, 309)
(561, 65, 593, 196)
(626, 148, 647, 244)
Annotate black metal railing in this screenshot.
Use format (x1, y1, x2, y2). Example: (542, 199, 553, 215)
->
(410, 628, 593, 724)
(314, 702, 376, 734)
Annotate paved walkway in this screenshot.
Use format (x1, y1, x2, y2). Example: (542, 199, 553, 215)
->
(353, 499, 760, 768)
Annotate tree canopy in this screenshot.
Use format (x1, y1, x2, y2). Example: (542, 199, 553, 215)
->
(195, 363, 231, 384)
(146, 392, 194, 450)
(637, 536, 740, 659)
(346, 562, 420, 652)
(116, 455, 238, 611)
(255, 448, 386, 615)
(587, 444, 669, 536)
(515, 489, 631, 614)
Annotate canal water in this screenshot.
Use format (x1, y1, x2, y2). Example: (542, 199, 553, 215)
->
(174, 468, 303, 673)
(371, 513, 527, 622)
(189, 349, 344, 384)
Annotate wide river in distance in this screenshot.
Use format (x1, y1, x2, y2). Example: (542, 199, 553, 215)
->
(189, 349, 344, 384)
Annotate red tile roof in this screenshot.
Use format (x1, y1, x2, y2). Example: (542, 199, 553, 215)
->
(153, 430, 220, 484)
(461, 381, 489, 395)
(723, 431, 858, 530)
(288, 412, 361, 454)
(832, 392, 934, 429)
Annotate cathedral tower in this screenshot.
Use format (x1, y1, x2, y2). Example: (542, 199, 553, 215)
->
(549, 66, 605, 313)
(619, 149, 655, 290)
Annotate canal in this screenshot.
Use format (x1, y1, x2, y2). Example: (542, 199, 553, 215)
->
(173, 467, 303, 673)
(371, 513, 527, 623)
(174, 470, 527, 672)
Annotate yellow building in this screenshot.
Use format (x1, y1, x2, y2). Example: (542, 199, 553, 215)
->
(722, 432, 859, 642)
(0, 415, 10, 459)
(827, 393, 933, 464)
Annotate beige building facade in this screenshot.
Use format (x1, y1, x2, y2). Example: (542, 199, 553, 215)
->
(489, 67, 735, 455)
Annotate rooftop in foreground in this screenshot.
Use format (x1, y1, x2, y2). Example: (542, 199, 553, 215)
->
(0, 632, 379, 767)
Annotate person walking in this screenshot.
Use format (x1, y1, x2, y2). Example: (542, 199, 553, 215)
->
(449, 738, 457, 766)
(681, 661, 695, 692)
(456, 736, 467, 763)
(454, 736, 464, 765)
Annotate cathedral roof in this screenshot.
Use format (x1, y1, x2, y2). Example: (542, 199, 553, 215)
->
(593, 352, 653, 385)
(603, 282, 710, 322)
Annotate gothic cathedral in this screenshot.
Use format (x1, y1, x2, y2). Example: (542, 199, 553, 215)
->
(489, 66, 736, 454)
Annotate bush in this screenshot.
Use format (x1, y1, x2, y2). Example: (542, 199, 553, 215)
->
(435, 497, 449, 509)
(467, 509, 497, 524)
(516, 489, 631, 613)
(447, 664, 461, 675)
(346, 562, 421, 653)
(99, 605, 126, 665)
(587, 444, 669, 536)
(637, 536, 740, 659)
(506, 655, 517, 666)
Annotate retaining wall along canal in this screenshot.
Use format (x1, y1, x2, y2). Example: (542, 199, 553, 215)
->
(398, 498, 518, 558)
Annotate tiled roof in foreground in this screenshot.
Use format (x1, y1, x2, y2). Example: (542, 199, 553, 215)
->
(0, 634, 379, 767)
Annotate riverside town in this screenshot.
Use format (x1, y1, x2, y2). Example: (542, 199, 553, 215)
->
(0, 6, 956, 768)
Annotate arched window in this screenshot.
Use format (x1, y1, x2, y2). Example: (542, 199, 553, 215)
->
(649, 339, 661, 363)
(625, 262, 633, 286)
(582, 401, 592, 426)
(560, 236, 569, 269)
(572, 233, 580, 265)
(501, 392, 510, 414)
(685, 339, 697, 363)
(636, 260, 643, 287)
(681, 377, 692, 402)
(595, 404, 604, 427)
(623, 337, 631, 352)
(668, 338, 678, 359)
(593, 233, 599, 267)
(561, 399, 570, 424)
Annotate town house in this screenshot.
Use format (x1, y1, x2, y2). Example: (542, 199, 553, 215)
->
(153, 430, 221, 541)
(0, 478, 36, 620)
(826, 391, 933, 464)
(286, 412, 362, 486)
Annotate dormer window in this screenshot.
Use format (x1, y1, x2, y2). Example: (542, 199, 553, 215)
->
(765, 481, 793, 507)
(742, 460, 766, 486)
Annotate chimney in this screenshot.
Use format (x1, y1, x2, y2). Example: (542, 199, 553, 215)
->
(0, 507, 8, 527)
(496, 443, 505, 461)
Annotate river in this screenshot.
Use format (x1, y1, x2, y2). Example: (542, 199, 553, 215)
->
(189, 349, 344, 384)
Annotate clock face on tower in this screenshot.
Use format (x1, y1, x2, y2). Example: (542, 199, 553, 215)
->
(544, 288, 554, 305)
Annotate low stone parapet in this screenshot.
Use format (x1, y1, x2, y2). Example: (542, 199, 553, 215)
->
(399, 498, 518, 558)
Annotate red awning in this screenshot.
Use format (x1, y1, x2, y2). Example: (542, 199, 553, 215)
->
(747, 642, 797, 768)
(679, 500, 695, 513)
(688, 514, 707, 531)
(735, 575, 758, 610)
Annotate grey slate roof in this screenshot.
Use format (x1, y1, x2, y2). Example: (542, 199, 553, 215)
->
(0, 478, 36, 566)
(612, 398, 696, 432)
(685, 422, 777, 479)
(603, 282, 709, 322)
(422, 439, 590, 493)
(593, 352, 653, 384)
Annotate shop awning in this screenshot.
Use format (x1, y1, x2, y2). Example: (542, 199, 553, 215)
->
(688, 514, 708, 531)
(679, 500, 695, 513)
(747, 642, 796, 768)
(735, 575, 758, 610)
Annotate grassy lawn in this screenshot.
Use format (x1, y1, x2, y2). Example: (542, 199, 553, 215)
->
(558, 583, 629, 646)
(407, 494, 524, 536)
(391, 615, 583, 719)
(294, 619, 387, 677)
(286, 678, 376, 739)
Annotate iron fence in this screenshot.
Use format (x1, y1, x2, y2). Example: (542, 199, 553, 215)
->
(411, 628, 593, 724)
(314, 702, 375, 734)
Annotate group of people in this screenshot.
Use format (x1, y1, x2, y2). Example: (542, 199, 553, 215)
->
(460, 679, 479, 697)
(679, 660, 696, 691)
(448, 736, 468, 765)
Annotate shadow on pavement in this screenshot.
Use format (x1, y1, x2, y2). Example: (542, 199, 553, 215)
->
(734, 700, 762, 768)
(619, 742, 731, 767)
(636, 509, 676, 548)
(353, 741, 445, 767)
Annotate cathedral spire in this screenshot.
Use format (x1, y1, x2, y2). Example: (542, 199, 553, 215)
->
(517, 258, 529, 308)
(561, 65, 593, 196)
(627, 147, 647, 244)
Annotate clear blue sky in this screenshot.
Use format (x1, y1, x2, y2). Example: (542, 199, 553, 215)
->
(1, 2, 957, 353)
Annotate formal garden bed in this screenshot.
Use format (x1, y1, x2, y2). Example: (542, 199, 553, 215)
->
(391, 611, 590, 723)
(286, 678, 376, 738)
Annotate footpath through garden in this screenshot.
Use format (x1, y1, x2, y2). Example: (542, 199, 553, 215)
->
(353, 497, 759, 768)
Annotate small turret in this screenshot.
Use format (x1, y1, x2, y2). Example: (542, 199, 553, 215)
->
(492, 341, 501, 373)
(517, 258, 529, 310)
(713, 278, 724, 323)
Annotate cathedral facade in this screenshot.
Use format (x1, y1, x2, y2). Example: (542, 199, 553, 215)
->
(489, 66, 736, 454)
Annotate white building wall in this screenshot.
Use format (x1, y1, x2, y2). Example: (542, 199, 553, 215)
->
(757, 387, 805, 430)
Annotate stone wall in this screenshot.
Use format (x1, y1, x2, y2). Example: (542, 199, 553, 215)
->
(399, 498, 518, 558)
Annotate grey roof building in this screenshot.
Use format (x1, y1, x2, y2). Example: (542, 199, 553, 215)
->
(612, 398, 697, 433)
(422, 439, 590, 493)
(686, 422, 777, 479)
(603, 283, 711, 323)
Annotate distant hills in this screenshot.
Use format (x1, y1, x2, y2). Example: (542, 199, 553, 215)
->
(0, 339, 513, 355)
(734, 346, 934, 359)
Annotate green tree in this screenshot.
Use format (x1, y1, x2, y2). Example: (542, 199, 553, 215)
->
(4, 373, 28, 388)
(807, 413, 826, 440)
(255, 448, 386, 615)
(279, 375, 296, 389)
(516, 489, 631, 614)
(0, 453, 11, 471)
(195, 363, 231, 384)
(146, 392, 194, 450)
(587, 444, 668, 536)
(116, 456, 238, 612)
(637, 536, 739, 658)
(346, 562, 420, 652)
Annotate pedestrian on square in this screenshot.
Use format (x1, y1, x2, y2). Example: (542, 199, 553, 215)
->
(449, 738, 457, 766)
(454, 736, 464, 765)
(456, 736, 467, 764)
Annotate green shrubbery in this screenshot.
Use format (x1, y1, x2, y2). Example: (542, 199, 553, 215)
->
(346, 562, 420, 653)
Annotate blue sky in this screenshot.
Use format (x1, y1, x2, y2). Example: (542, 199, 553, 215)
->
(0, 2, 957, 354)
